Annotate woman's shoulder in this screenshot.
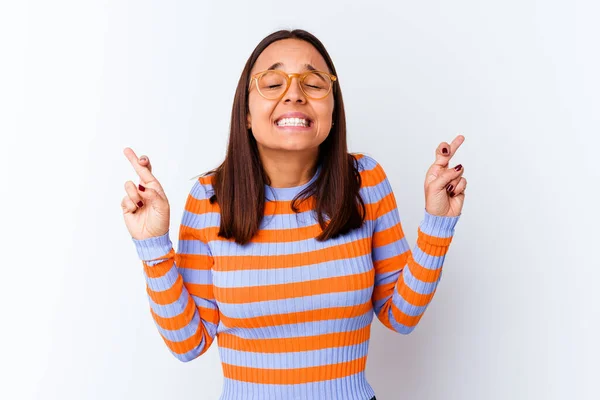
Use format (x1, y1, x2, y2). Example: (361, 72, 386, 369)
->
(349, 152, 382, 174)
(187, 170, 217, 200)
(349, 152, 390, 187)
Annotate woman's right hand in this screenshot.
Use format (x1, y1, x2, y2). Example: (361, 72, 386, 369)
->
(121, 147, 171, 240)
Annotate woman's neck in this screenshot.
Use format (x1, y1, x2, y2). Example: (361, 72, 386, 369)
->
(258, 148, 319, 188)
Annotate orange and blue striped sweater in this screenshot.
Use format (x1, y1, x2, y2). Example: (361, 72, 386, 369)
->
(132, 153, 461, 400)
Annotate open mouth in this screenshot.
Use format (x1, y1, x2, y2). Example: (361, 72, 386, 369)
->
(274, 117, 313, 128)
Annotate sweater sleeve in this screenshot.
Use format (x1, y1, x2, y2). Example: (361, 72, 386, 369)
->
(366, 157, 461, 334)
(131, 178, 219, 361)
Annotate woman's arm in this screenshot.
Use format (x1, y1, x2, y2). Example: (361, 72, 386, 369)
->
(365, 156, 461, 334)
(132, 178, 219, 360)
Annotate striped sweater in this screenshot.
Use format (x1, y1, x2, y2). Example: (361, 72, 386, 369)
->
(132, 153, 461, 400)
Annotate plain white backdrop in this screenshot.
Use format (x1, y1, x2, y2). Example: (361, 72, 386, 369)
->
(1, 0, 598, 399)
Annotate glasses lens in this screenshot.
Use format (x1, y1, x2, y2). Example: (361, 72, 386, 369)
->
(257, 71, 287, 99)
(302, 72, 332, 99)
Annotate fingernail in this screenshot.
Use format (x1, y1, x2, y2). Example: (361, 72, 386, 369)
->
(140, 157, 147, 162)
(138, 184, 145, 192)
(442, 148, 448, 154)
(450, 191, 455, 197)
(454, 164, 462, 171)
(137, 200, 143, 208)
(446, 184, 454, 192)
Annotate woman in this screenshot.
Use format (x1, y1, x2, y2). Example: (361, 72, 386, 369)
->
(121, 29, 466, 400)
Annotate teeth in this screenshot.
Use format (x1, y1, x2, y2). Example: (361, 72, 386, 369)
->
(276, 117, 310, 127)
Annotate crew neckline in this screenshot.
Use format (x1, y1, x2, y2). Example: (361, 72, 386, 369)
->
(264, 164, 322, 202)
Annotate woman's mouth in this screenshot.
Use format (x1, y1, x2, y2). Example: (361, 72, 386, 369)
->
(274, 117, 313, 130)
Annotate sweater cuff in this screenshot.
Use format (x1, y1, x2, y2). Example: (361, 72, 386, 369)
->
(131, 230, 173, 261)
(419, 208, 460, 237)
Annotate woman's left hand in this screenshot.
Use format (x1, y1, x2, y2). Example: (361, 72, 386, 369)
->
(424, 135, 467, 217)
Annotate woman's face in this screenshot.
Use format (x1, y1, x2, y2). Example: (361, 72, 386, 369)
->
(247, 39, 335, 154)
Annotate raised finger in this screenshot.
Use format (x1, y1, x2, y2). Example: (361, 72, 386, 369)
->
(124, 180, 144, 210)
(138, 155, 152, 173)
(434, 135, 465, 166)
(123, 147, 156, 184)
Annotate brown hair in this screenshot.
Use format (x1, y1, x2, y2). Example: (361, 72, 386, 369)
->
(199, 29, 366, 245)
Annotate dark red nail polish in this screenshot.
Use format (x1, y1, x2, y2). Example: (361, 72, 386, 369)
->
(446, 184, 454, 192)
(450, 191, 455, 197)
(442, 148, 448, 154)
(137, 201, 143, 208)
(454, 164, 462, 171)
(138, 184, 145, 192)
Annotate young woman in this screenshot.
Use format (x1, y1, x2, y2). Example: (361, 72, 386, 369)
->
(121, 29, 466, 400)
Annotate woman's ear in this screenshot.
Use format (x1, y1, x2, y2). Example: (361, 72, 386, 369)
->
(246, 114, 252, 129)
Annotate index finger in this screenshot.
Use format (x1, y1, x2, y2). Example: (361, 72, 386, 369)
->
(123, 147, 157, 184)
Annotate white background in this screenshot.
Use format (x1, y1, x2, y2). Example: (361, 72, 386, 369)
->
(2, 1, 599, 399)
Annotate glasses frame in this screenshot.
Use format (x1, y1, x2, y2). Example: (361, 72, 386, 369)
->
(248, 69, 337, 100)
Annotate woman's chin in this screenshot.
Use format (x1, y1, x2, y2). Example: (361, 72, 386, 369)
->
(269, 139, 316, 152)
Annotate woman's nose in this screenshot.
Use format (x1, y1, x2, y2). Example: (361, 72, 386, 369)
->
(283, 77, 306, 103)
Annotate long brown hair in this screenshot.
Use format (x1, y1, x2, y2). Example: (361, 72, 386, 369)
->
(198, 29, 366, 245)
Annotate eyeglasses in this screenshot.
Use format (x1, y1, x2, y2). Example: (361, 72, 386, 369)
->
(248, 69, 337, 100)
